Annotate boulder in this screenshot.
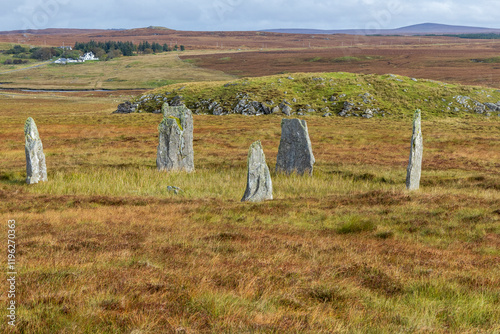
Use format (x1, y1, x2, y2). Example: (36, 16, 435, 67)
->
(231, 96, 272, 115)
(279, 103, 292, 116)
(113, 101, 139, 114)
(276, 119, 315, 176)
(156, 104, 194, 172)
(241, 141, 273, 202)
(271, 106, 281, 114)
(24, 117, 47, 184)
(484, 102, 500, 112)
(339, 101, 354, 117)
(406, 109, 423, 190)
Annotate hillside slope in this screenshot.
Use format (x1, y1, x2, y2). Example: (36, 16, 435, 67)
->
(128, 72, 500, 119)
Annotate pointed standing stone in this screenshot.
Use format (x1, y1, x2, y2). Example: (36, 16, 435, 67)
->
(276, 118, 315, 175)
(241, 141, 273, 202)
(24, 117, 47, 184)
(156, 104, 194, 172)
(406, 109, 423, 190)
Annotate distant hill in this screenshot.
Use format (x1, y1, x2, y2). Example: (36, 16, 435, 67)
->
(262, 23, 500, 35)
(0, 28, 112, 35)
(0, 27, 173, 36)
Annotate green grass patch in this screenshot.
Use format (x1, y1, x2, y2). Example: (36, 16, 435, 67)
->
(331, 56, 362, 62)
(336, 215, 377, 234)
(144, 79, 180, 88)
(307, 56, 323, 62)
(472, 57, 500, 63)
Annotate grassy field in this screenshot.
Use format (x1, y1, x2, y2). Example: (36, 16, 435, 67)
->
(0, 91, 499, 333)
(0, 51, 235, 90)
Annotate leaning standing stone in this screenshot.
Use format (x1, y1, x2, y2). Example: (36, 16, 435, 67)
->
(156, 104, 194, 172)
(406, 109, 423, 190)
(24, 117, 47, 184)
(276, 118, 315, 175)
(241, 141, 273, 202)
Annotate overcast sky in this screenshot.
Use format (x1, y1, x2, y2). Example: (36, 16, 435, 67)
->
(2, 0, 499, 32)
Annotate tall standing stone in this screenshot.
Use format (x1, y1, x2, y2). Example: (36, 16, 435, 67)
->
(241, 141, 273, 202)
(156, 104, 194, 172)
(276, 118, 315, 175)
(24, 117, 47, 184)
(406, 109, 423, 190)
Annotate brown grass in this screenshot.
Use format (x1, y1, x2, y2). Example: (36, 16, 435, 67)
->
(0, 91, 499, 333)
(181, 43, 500, 88)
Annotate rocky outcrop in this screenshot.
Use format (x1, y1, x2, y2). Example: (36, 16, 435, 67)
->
(24, 117, 48, 184)
(279, 102, 292, 116)
(156, 104, 194, 172)
(276, 119, 315, 176)
(113, 101, 140, 114)
(241, 141, 273, 202)
(232, 95, 272, 115)
(406, 109, 423, 190)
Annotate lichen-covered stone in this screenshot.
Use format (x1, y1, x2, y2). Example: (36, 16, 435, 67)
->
(406, 109, 423, 190)
(24, 117, 47, 184)
(276, 119, 315, 175)
(241, 141, 273, 202)
(156, 104, 194, 172)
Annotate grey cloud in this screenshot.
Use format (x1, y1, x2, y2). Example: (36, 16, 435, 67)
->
(1, 0, 499, 31)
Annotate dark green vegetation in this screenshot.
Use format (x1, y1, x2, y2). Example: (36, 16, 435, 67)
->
(74, 40, 184, 59)
(1, 44, 68, 62)
(444, 33, 500, 39)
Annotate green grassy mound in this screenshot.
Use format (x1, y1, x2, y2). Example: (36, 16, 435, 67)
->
(131, 72, 500, 119)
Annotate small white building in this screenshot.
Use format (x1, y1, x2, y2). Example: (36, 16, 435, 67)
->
(54, 52, 99, 65)
(53, 58, 79, 64)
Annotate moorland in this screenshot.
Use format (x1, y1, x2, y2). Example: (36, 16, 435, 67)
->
(0, 27, 499, 333)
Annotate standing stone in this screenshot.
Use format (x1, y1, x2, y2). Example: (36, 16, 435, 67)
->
(24, 117, 47, 184)
(276, 119, 315, 175)
(406, 109, 423, 190)
(241, 141, 273, 202)
(156, 104, 194, 172)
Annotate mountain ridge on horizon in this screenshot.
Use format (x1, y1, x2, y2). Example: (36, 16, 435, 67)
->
(1, 23, 500, 36)
(262, 22, 500, 35)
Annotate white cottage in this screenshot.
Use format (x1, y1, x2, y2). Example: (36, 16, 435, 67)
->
(80, 52, 99, 61)
(54, 51, 98, 65)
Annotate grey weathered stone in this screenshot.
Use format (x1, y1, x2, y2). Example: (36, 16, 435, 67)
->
(241, 141, 273, 202)
(406, 109, 423, 190)
(167, 185, 182, 194)
(279, 103, 292, 116)
(484, 102, 500, 112)
(276, 119, 315, 176)
(156, 104, 194, 172)
(24, 117, 47, 184)
(113, 101, 139, 114)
